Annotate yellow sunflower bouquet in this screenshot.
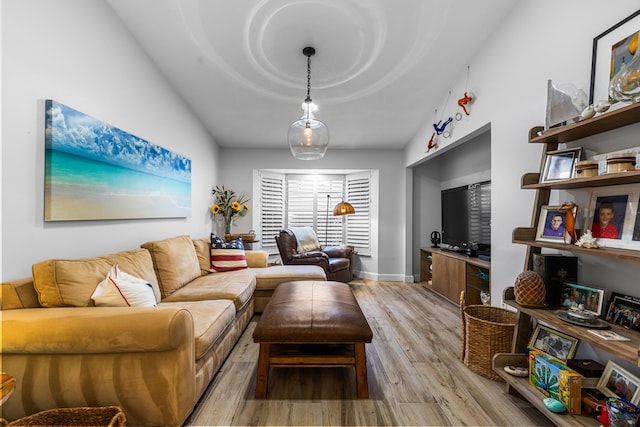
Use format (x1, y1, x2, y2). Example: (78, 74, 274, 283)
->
(211, 185, 250, 234)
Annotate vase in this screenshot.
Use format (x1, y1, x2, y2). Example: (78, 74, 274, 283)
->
(609, 40, 640, 104)
(225, 220, 232, 235)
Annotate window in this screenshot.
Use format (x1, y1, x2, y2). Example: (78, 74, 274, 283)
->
(258, 171, 371, 255)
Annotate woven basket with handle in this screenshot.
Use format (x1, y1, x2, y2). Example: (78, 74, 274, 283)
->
(460, 291, 517, 381)
(2, 406, 126, 427)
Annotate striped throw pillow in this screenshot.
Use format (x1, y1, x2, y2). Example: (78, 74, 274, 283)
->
(210, 234, 248, 272)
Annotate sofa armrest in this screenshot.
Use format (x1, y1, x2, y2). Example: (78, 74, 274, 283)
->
(322, 245, 354, 258)
(246, 250, 268, 268)
(2, 306, 193, 354)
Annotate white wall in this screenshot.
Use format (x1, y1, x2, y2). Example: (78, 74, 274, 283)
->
(406, 1, 640, 305)
(219, 147, 407, 281)
(1, 0, 220, 280)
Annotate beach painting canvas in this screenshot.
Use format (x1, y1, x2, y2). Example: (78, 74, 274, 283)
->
(44, 100, 191, 220)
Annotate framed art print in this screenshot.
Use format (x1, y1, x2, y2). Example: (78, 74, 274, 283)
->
(584, 185, 640, 250)
(561, 282, 606, 317)
(606, 292, 640, 331)
(527, 324, 579, 363)
(597, 360, 640, 405)
(589, 9, 640, 105)
(539, 148, 582, 183)
(536, 205, 568, 243)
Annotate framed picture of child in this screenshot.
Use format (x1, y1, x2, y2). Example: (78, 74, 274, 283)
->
(585, 185, 640, 250)
(535, 206, 568, 243)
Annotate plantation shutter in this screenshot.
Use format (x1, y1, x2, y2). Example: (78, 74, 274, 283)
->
(317, 179, 345, 247)
(468, 181, 491, 245)
(346, 171, 371, 256)
(286, 176, 344, 246)
(259, 171, 285, 251)
(286, 178, 315, 228)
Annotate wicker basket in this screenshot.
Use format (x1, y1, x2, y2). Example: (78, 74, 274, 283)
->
(460, 291, 517, 381)
(4, 406, 126, 427)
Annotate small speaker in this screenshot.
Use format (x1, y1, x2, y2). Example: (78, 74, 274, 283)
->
(532, 254, 578, 307)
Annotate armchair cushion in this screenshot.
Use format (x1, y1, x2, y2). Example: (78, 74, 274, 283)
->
(290, 226, 320, 253)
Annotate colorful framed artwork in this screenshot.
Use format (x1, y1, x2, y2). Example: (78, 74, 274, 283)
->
(584, 185, 640, 250)
(560, 282, 606, 317)
(44, 100, 192, 221)
(597, 360, 640, 405)
(539, 148, 582, 183)
(536, 205, 568, 243)
(589, 9, 640, 105)
(527, 324, 579, 363)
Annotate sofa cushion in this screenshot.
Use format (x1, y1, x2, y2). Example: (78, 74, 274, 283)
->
(1, 278, 41, 310)
(91, 264, 158, 307)
(141, 235, 201, 299)
(32, 249, 160, 307)
(210, 234, 247, 272)
(162, 270, 256, 311)
(161, 300, 235, 360)
(251, 265, 327, 291)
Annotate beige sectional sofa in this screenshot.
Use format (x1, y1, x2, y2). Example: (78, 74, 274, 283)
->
(1, 235, 325, 426)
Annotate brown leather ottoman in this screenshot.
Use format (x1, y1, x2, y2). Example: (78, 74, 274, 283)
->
(252, 280, 373, 398)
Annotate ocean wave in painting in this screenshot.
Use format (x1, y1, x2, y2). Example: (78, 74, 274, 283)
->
(45, 100, 191, 183)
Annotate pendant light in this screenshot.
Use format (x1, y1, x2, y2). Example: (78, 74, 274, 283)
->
(288, 47, 329, 160)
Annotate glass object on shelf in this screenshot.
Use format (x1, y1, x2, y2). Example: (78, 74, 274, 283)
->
(605, 397, 640, 427)
(480, 291, 491, 306)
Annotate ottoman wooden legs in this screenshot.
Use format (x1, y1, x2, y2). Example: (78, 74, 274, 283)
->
(254, 342, 369, 398)
(255, 343, 271, 398)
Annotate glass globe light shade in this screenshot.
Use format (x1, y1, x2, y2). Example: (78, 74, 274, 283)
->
(288, 111, 329, 160)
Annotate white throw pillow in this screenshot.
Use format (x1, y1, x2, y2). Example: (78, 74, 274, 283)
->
(91, 263, 157, 307)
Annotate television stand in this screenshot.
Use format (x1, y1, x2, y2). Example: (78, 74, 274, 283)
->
(420, 247, 491, 306)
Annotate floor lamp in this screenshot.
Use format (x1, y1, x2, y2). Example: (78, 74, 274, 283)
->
(325, 194, 355, 247)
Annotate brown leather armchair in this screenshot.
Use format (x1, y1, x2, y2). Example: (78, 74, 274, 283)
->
(275, 229, 354, 282)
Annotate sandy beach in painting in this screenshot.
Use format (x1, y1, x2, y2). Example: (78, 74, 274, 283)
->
(45, 150, 190, 221)
(45, 184, 190, 220)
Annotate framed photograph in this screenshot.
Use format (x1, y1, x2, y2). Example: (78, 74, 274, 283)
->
(536, 205, 568, 243)
(597, 360, 640, 405)
(589, 9, 640, 105)
(584, 185, 640, 250)
(539, 148, 582, 183)
(528, 324, 579, 363)
(561, 282, 606, 317)
(606, 292, 640, 331)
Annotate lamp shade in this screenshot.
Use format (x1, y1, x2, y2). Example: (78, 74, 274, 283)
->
(333, 201, 355, 216)
(288, 115, 329, 160)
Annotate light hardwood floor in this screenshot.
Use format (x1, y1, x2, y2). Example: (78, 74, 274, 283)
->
(184, 280, 552, 426)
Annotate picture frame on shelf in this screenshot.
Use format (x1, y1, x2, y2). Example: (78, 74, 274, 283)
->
(597, 360, 640, 405)
(535, 205, 569, 243)
(527, 324, 579, 363)
(539, 148, 582, 183)
(589, 9, 640, 105)
(561, 282, 606, 317)
(584, 184, 640, 250)
(606, 292, 640, 332)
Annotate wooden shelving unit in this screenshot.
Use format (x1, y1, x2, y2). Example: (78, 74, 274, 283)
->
(528, 102, 640, 145)
(496, 102, 640, 426)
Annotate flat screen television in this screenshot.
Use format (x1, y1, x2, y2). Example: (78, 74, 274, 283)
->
(441, 180, 491, 255)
